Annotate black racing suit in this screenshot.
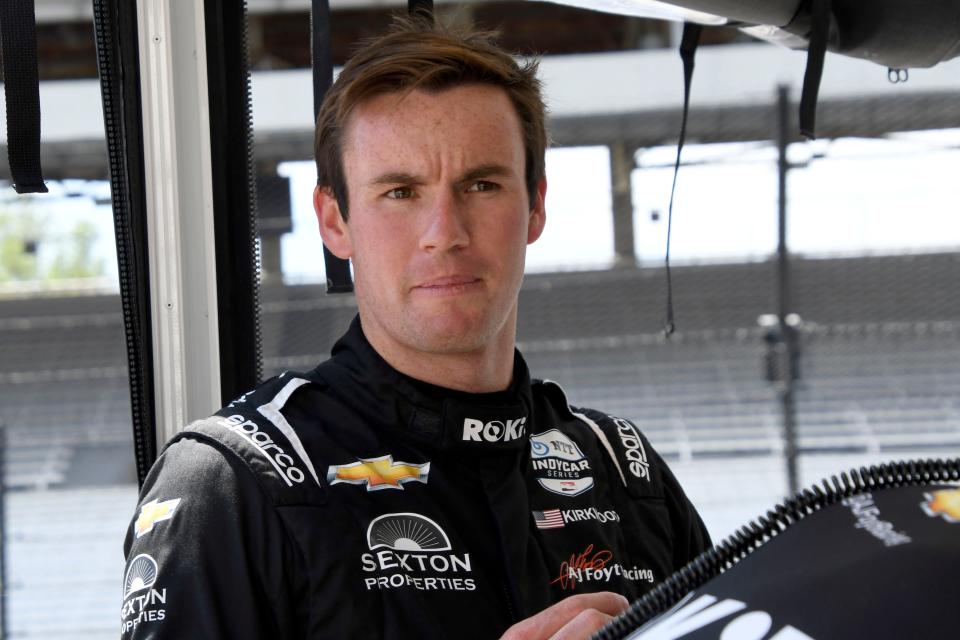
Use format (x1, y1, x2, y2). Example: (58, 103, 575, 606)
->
(121, 317, 711, 639)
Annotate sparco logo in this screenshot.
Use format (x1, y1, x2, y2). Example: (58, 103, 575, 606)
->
(462, 417, 526, 443)
(613, 418, 651, 482)
(218, 415, 305, 486)
(361, 513, 475, 592)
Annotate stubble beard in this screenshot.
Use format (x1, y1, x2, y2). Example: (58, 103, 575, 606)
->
(395, 303, 509, 355)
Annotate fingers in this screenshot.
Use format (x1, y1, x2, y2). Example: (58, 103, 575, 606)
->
(500, 592, 629, 640)
(549, 608, 616, 640)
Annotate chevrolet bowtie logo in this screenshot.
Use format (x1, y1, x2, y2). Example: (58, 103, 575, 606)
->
(327, 455, 430, 491)
(135, 497, 182, 538)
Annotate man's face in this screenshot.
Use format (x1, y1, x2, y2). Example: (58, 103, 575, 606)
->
(318, 83, 546, 357)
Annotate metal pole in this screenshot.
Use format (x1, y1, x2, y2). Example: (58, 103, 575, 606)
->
(610, 142, 637, 267)
(776, 84, 800, 497)
(137, 0, 223, 447)
(0, 424, 6, 640)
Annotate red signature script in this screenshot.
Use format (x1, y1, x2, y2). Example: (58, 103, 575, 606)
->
(549, 544, 614, 590)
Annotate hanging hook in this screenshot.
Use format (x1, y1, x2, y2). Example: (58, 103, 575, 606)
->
(887, 68, 909, 84)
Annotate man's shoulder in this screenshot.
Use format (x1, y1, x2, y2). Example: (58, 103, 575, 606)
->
(531, 378, 663, 498)
(163, 370, 330, 506)
(216, 369, 326, 419)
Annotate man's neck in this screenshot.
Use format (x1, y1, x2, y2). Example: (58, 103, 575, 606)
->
(360, 316, 517, 394)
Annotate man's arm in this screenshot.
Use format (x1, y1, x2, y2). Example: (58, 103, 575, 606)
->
(574, 407, 713, 568)
(649, 445, 712, 567)
(121, 438, 300, 639)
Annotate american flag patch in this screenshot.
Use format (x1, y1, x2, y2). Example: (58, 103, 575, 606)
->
(532, 509, 564, 529)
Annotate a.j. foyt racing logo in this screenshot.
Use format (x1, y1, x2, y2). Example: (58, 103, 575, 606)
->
(327, 455, 429, 491)
(361, 513, 475, 592)
(216, 414, 306, 486)
(549, 544, 654, 591)
(530, 429, 594, 497)
(921, 488, 960, 523)
(462, 417, 526, 443)
(121, 554, 167, 635)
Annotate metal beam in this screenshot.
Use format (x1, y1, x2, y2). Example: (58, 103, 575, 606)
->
(609, 142, 637, 266)
(775, 84, 799, 497)
(136, 0, 221, 448)
(10, 89, 960, 181)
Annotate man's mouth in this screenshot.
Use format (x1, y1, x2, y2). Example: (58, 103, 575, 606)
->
(413, 276, 482, 294)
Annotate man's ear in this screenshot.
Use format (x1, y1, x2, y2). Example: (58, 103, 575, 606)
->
(527, 178, 547, 245)
(314, 185, 353, 259)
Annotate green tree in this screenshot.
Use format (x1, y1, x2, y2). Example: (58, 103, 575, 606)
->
(48, 221, 106, 279)
(0, 208, 43, 281)
(0, 207, 107, 282)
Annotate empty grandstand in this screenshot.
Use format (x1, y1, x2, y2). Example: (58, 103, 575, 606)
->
(3, 252, 958, 489)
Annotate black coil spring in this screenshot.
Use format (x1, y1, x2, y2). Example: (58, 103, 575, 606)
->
(91, 0, 156, 486)
(238, 0, 264, 385)
(593, 457, 960, 640)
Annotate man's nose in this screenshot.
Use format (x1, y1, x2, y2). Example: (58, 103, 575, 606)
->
(419, 192, 469, 252)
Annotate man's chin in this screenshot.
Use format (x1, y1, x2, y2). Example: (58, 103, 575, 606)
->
(404, 313, 496, 354)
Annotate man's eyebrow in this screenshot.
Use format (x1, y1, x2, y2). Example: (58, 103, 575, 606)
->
(460, 164, 514, 182)
(368, 172, 423, 186)
(367, 165, 514, 187)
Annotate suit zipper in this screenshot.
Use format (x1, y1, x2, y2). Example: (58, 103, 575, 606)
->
(502, 583, 518, 622)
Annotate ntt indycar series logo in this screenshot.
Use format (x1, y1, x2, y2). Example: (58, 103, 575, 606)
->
(216, 415, 306, 486)
(462, 417, 526, 443)
(530, 429, 594, 497)
(361, 513, 475, 592)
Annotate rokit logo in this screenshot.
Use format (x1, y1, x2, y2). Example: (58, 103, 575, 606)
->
(627, 593, 814, 639)
(462, 417, 526, 443)
(121, 554, 167, 636)
(217, 414, 305, 486)
(532, 507, 621, 530)
(530, 429, 594, 497)
(613, 418, 651, 482)
(361, 513, 475, 592)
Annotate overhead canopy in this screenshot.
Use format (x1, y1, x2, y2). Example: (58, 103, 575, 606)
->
(548, 0, 960, 69)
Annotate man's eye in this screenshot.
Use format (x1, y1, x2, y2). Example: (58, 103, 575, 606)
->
(467, 181, 499, 193)
(385, 187, 413, 199)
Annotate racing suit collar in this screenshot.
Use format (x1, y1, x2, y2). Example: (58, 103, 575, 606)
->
(330, 315, 533, 453)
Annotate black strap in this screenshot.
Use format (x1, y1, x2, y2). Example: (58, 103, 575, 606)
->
(0, 0, 47, 194)
(799, 0, 831, 140)
(204, 0, 264, 401)
(311, 0, 354, 293)
(664, 22, 702, 337)
(408, 0, 434, 17)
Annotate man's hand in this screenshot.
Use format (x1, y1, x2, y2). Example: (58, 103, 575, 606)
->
(499, 592, 629, 640)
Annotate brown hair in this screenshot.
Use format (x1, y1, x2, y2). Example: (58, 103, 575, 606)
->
(314, 16, 547, 219)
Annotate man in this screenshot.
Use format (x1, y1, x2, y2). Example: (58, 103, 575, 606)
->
(121, 17, 711, 639)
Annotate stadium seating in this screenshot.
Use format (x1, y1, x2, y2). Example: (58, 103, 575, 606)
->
(1, 253, 959, 637)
